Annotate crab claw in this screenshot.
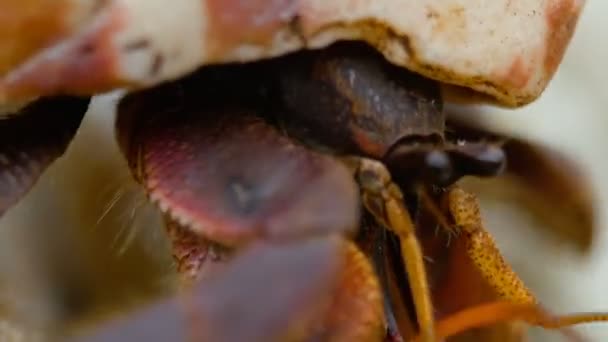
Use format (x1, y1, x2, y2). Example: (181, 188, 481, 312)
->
(71, 237, 384, 342)
(0, 96, 89, 217)
(115, 72, 359, 247)
(112, 65, 388, 340)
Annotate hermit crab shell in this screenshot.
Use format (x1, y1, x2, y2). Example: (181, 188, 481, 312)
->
(0, 0, 583, 107)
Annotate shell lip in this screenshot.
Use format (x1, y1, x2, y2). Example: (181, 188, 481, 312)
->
(0, 0, 585, 108)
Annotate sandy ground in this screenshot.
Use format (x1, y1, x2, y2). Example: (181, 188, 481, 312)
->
(0, 1, 607, 341)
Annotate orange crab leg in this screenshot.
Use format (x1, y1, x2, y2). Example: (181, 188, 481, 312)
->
(422, 186, 608, 339)
(443, 187, 534, 303)
(352, 158, 436, 342)
(413, 299, 608, 341)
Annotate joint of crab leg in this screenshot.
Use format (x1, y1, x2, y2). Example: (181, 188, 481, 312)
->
(355, 157, 394, 196)
(350, 158, 436, 342)
(416, 185, 457, 237)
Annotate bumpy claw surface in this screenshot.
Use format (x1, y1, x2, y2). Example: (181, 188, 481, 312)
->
(116, 79, 359, 248)
(115, 75, 384, 341)
(444, 187, 535, 304)
(436, 186, 608, 339)
(164, 217, 228, 283)
(166, 228, 386, 341)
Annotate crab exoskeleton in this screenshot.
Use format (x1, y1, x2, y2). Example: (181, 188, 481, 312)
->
(0, 1, 603, 341)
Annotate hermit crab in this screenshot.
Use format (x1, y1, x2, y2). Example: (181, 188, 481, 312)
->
(0, 0, 606, 341)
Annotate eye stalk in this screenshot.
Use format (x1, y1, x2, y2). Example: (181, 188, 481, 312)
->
(385, 136, 506, 188)
(447, 142, 506, 178)
(274, 42, 445, 160)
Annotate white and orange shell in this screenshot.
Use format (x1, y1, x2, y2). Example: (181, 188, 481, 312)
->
(0, 0, 584, 107)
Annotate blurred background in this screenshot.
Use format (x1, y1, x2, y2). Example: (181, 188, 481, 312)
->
(0, 1, 607, 341)
(454, 1, 608, 340)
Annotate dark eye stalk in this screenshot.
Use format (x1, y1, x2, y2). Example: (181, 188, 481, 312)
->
(384, 136, 506, 188)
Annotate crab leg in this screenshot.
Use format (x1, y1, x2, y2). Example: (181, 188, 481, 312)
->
(443, 187, 534, 304)
(346, 157, 436, 342)
(417, 301, 600, 341)
(70, 236, 352, 342)
(115, 77, 387, 340)
(0, 96, 89, 217)
(430, 186, 608, 338)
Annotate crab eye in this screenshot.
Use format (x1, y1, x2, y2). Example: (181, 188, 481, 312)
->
(448, 143, 507, 178)
(424, 150, 453, 185)
(384, 144, 454, 187)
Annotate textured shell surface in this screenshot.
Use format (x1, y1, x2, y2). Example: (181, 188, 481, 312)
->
(0, 0, 584, 110)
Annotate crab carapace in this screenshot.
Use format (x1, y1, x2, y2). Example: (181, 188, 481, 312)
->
(96, 42, 608, 342)
(273, 43, 506, 189)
